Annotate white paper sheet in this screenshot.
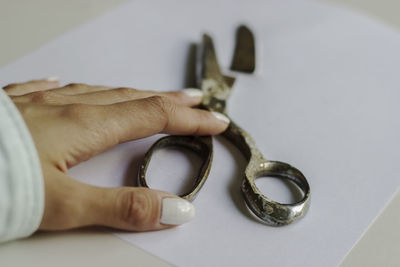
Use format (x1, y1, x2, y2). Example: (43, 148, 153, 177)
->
(1, 0, 399, 266)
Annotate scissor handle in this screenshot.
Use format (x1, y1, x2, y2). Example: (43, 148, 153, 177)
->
(138, 135, 213, 202)
(223, 121, 310, 226)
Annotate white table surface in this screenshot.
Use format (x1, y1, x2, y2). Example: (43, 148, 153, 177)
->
(0, 1, 398, 266)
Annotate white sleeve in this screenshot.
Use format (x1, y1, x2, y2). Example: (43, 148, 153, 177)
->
(0, 89, 44, 243)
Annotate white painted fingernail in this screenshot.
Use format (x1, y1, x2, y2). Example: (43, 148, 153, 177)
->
(212, 111, 230, 124)
(160, 198, 195, 225)
(45, 76, 59, 82)
(182, 88, 203, 98)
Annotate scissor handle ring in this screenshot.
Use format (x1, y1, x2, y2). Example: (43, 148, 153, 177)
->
(137, 135, 213, 202)
(222, 121, 310, 226)
(242, 160, 310, 226)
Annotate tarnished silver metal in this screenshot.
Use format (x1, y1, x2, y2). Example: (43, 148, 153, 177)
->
(200, 34, 233, 114)
(200, 33, 310, 225)
(138, 135, 213, 202)
(230, 25, 256, 73)
(138, 27, 310, 226)
(223, 122, 310, 225)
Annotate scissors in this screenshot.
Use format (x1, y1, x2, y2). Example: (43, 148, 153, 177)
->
(138, 29, 310, 226)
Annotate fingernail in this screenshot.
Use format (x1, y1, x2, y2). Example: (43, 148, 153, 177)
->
(182, 88, 203, 99)
(160, 198, 195, 225)
(212, 111, 230, 124)
(45, 76, 59, 82)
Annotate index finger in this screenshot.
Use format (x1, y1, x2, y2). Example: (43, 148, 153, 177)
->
(84, 95, 230, 146)
(3, 78, 60, 96)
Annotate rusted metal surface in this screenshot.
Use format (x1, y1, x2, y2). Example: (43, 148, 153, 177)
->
(138, 135, 213, 202)
(223, 122, 310, 225)
(230, 25, 256, 73)
(138, 26, 310, 226)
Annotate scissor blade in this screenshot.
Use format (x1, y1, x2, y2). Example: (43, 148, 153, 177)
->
(200, 34, 233, 113)
(223, 75, 236, 88)
(201, 34, 225, 82)
(230, 25, 256, 73)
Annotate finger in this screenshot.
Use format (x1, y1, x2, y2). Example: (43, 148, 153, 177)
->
(72, 87, 202, 106)
(87, 186, 195, 231)
(11, 88, 203, 107)
(59, 87, 202, 106)
(96, 95, 230, 144)
(3, 77, 60, 96)
(51, 83, 112, 95)
(53, 84, 202, 104)
(39, 172, 195, 231)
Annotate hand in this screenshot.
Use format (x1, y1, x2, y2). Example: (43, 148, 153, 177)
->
(3, 79, 229, 232)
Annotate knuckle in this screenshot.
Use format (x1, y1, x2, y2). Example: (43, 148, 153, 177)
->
(66, 83, 86, 89)
(120, 190, 154, 229)
(170, 91, 184, 99)
(115, 87, 135, 98)
(196, 111, 211, 134)
(148, 95, 174, 117)
(29, 91, 56, 103)
(60, 103, 92, 122)
(145, 95, 177, 131)
(191, 119, 202, 135)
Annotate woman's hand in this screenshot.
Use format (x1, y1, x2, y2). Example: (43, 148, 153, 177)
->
(3, 79, 229, 232)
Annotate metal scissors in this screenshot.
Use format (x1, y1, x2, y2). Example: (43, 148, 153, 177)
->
(138, 28, 310, 226)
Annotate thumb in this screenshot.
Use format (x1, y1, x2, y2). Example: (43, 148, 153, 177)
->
(39, 171, 195, 231)
(85, 186, 195, 231)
